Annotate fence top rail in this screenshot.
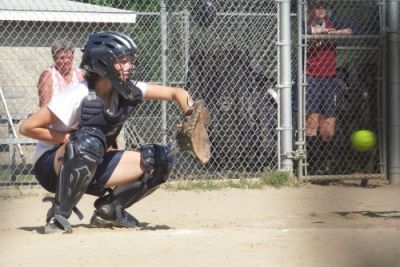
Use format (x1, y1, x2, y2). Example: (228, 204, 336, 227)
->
(303, 34, 380, 40)
(0, 138, 37, 145)
(0, 113, 31, 123)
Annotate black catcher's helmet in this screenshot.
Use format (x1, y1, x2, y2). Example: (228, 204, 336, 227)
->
(80, 31, 138, 100)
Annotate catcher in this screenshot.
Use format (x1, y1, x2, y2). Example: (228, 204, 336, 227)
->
(19, 31, 210, 234)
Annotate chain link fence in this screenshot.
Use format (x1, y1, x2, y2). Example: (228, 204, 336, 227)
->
(296, 0, 383, 181)
(0, 0, 385, 185)
(0, 0, 279, 185)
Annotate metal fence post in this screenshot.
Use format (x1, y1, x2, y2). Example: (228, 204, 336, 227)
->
(160, 0, 168, 144)
(183, 9, 190, 83)
(296, 0, 307, 179)
(379, 0, 388, 178)
(277, 0, 293, 172)
(387, 0, 400, 184)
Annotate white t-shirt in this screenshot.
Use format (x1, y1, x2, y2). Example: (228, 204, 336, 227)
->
(34, 80, 148, 162)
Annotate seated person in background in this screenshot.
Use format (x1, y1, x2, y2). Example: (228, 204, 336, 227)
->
(37, 39, 84, 107)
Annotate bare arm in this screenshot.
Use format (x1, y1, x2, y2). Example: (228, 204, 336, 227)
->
(19, 107, 70, 144)
(311, 25, 352, 35)
(37, 70, 53, 107)
(76, 68, 86, 81)
(328, 28, 352, 35)
(143, 83, 193, 114)
(311, 26, 333, 34)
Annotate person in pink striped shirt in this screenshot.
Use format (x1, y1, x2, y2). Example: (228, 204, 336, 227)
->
(37, 39, 84, 107)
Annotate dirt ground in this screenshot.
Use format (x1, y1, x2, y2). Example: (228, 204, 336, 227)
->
(0, 180, 399, 267)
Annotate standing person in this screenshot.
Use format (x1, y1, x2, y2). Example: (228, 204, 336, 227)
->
(37, 39, 84, 107)
(20, 31, 197, 233)
(305, 1, 352, 174)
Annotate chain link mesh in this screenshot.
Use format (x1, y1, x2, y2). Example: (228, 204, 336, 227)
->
(127, 1, 280, 179)
(0, 0, 385, 185)
(0, 0, 279, 184)
(298, 0, 382, 179)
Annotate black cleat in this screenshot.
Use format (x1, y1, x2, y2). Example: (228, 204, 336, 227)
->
(44, 217, 71, 234)
(90, 209, 139, 228)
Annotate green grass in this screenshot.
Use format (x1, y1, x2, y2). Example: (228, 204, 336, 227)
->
(261, 171, 295, 188)
(0, 171, 298, 198)
(0, 185, 49, 200)
(163, 171, 298, 191)
(0, 169, 36, 184)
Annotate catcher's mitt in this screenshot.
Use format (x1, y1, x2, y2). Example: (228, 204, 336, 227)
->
(176, 100, 210, 164)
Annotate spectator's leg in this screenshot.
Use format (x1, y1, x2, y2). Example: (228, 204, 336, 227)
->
(306, 135, 321, 175)
(305, 76, 324, 174)
(319, 116, 336, 174)
(319, 116, 336, 142)
(319, 76, 338, 142)
(306, 113, 323, 174)
(305, 76, 322, 137)
(306, 113, 321, 137)
(316, 76, 339, 174)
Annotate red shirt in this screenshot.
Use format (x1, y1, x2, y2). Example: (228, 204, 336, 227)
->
(306, 18, 337, 77)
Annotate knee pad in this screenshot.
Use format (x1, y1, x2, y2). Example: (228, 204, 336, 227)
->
(140, 143, 176, 186)
(69, 127, 107, 162)
(54, 128, 106, 221)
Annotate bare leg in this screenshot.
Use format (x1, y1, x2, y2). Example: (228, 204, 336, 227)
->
(319, 116, 336, 142)
(306, 113, 323, 174)
(306, 113, 321, 136)
(318, 116, 336, 174)
(53, 144, 66, 176)
(105, 150, 144, 188)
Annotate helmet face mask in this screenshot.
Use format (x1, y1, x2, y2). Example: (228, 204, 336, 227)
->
(108, 53, 140, 100)
(81, 32, 140, 100)
(112, 53, 136, 82)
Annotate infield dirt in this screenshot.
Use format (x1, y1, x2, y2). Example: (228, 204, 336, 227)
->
(0, 181, 399, 267)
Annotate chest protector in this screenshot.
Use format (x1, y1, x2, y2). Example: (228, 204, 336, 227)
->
(78, 81, 143, 147)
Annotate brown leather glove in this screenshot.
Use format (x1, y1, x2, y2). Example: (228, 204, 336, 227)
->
(176, 100, 211, 164)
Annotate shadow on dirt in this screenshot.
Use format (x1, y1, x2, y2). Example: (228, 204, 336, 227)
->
(310, 179, 388, 188)
(18, 222, 172, 234)
(335, 211, 400, 219)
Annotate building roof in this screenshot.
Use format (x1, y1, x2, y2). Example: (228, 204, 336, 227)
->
(0, 0, 136, 23)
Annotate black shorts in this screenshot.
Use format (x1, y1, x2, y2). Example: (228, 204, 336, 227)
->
(34, 147, 124, 196)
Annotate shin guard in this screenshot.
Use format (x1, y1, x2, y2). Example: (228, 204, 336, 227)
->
(50, 128, 106, 232)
